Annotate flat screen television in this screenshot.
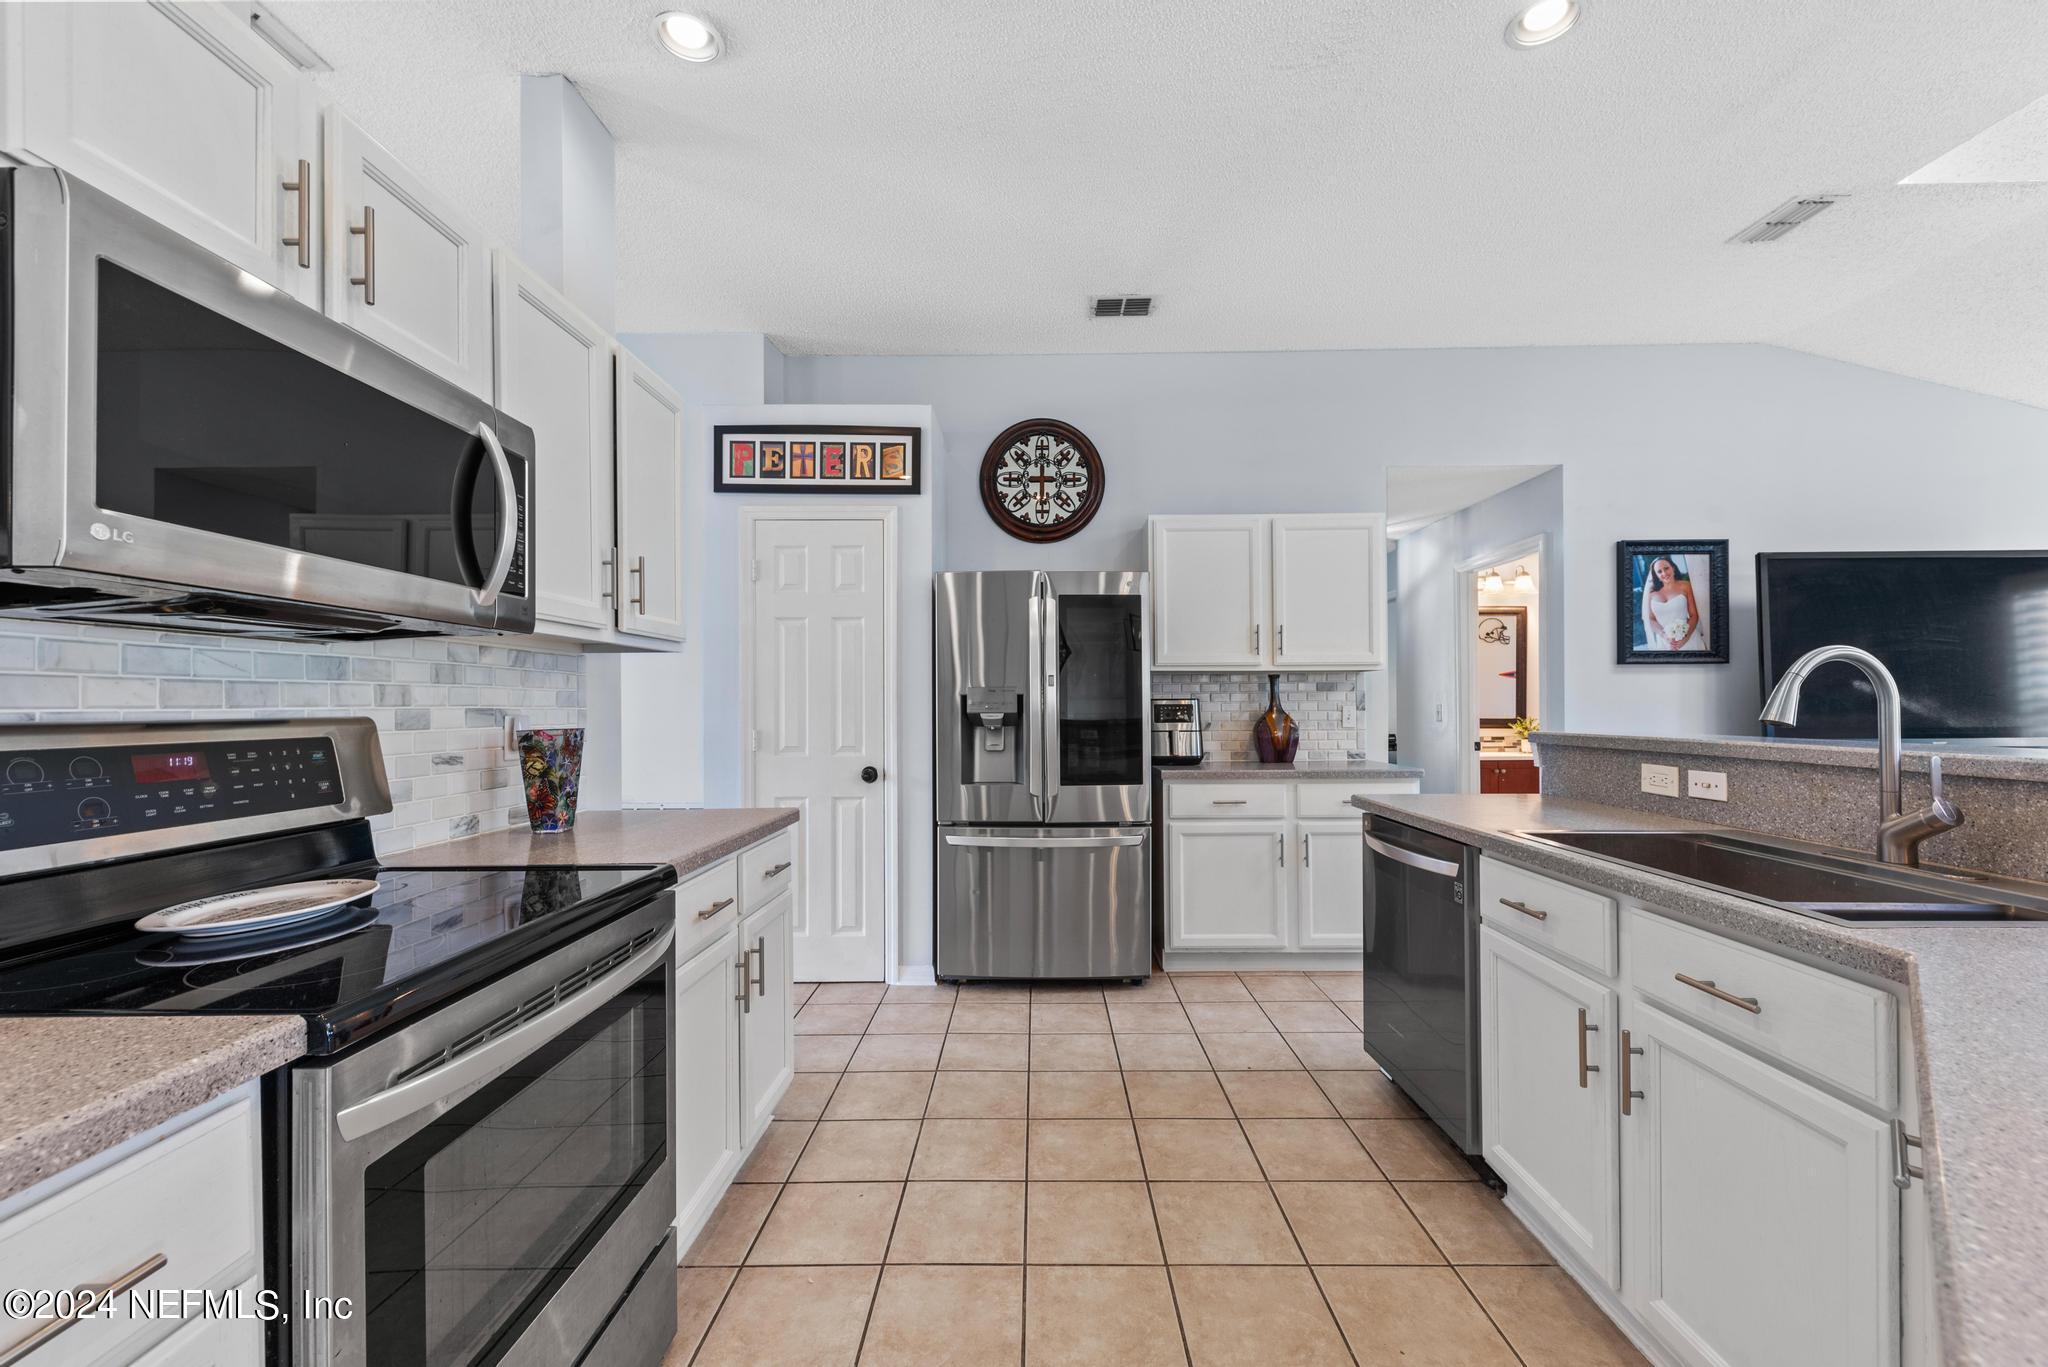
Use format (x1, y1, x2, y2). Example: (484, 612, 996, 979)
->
(1758, 552, 2048, 742)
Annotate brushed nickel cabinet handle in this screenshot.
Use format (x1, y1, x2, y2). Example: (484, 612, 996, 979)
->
(1278, 832, 1286, 867)
(1278, 624, 1285, 656)
(281, 157, 311, 268)
(695, 896, 735, 921)
(349, 204, 376, 304)
(1499, 897, 1549, 922)
(1577, 1007, 1599, 1088)
(749, 937, 766, 998)
(1893, 1119, 1925, 1191)
(1253, 624, 1261, 654)
(736, 957, 750, 1011)
(0, 1251, 166, 1366)
(1211, 799, 1248, 806)
(1675, 973, 1761, 1015)
(1302, 833, 1310, 867)
(601, 552, 617, 603)
(763, 861, 792, 878)
(1621, 1028, 1644, 1115)
(630, 555, 647, 611)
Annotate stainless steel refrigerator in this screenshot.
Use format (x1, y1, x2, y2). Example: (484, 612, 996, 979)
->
(935, 570, 1152, 981)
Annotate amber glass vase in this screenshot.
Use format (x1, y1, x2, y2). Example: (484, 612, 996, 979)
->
(1251, 673, 1299, 764)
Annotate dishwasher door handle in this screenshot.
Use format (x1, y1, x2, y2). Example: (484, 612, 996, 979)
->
(1364, 833, 1461, 879)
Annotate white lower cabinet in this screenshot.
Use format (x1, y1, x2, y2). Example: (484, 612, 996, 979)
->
(673, 926, 742, 1242)
(1297, 819, 1366, 951)
(739, 891, 795, 1144)
(1169, 822, 1290, 949)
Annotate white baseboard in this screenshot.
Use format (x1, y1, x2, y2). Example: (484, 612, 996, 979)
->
(1162, 950, 1362, 973)
(891, 963, 937, 987)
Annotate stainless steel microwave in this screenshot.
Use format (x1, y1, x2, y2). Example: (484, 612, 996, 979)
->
(0, 168, 534, 639)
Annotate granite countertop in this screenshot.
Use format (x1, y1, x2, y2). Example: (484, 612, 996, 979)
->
(1159, 758, 1424, 781)
(397, 808, 800, 878)
(1532, 729, 2048, 782)
(0, 1016, 303, 1204)
(1349, 791, 2043, 1367)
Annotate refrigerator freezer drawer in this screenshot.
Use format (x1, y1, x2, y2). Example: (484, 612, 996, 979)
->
(938, 826, 1152, 980)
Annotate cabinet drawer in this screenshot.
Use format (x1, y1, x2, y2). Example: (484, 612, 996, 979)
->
(1624, 909, 1897, 1108)
(741, 829, 797, 910)
(1295, 783, 1367, 819)
(1167, 783, 1289, 819)
(674, 858, 740, 963)
(1480, 856, 1617, 977)
(0, 1096, 260, 1366)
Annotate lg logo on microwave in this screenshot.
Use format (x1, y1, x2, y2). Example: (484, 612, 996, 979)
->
(88, 522, 136, 544)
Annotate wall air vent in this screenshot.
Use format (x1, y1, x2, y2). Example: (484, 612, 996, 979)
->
(1730, 194, 1847, 244)
(1091, 295, 1153, 318)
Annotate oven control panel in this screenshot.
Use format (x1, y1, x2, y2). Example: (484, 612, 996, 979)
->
(0, 735, 343, 849)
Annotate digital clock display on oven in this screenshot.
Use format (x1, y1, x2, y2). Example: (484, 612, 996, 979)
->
(131, 752, 210, 784)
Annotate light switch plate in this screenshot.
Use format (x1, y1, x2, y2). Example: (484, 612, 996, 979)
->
(1640, 763, 1680, 797)
(1688, 769, 1729, 802)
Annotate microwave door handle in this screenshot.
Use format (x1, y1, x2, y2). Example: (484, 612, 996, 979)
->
(1364, 832, 1462, 879)
(472, 421, 519, 608)
(1042, 580, 1061, 821)
(333, 926, 674, 1142)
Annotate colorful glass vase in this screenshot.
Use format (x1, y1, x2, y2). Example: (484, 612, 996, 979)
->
(1251, 674, 1299, 764)
(517, 727, 584, 832)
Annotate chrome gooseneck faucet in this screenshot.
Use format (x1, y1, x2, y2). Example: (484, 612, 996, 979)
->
(1758, 644, 1962, 866)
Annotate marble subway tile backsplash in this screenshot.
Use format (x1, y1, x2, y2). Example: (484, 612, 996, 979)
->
(1152, 671, 1367, 762)
(0, 623, 584, 853)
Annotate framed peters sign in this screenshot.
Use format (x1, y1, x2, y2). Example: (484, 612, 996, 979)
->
(713, 424, 922, 495)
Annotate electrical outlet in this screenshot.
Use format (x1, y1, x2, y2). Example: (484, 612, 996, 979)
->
(1640, 763, 1680, 797)
(1688, 769, 1729, 802)
(1342, 703, 1360, 729)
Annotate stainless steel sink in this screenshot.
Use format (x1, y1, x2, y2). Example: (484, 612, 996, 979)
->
(1513, 829, 2048, 926)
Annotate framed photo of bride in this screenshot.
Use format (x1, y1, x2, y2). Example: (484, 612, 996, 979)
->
(1618, 540, 1729, 664)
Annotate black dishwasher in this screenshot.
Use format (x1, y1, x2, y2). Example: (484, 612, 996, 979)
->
(1362, 815, 1483, 1154)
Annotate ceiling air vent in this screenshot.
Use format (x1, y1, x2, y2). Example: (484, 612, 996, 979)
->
(1091, 295, 1153, 318)
(1730, 194, 1847, 244)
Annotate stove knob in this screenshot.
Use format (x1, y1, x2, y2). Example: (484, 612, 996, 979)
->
(77, 796, 111, 824)
(5, 758, 44, 786)
(68, 755, 104, 782)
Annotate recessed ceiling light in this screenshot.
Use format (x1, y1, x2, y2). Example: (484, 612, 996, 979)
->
(656, 11, 722, 62)
(1506, 0, 1578, 47)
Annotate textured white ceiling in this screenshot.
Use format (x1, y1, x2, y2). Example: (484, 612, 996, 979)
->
(277, 0, 2048, 405)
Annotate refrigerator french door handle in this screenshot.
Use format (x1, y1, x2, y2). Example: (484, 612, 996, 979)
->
(1025, 573, 1047, 823)
(1042, 578, 1062, 822)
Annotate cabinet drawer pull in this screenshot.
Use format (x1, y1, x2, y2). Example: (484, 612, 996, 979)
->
(763, 861, 792, 879)
(349, 204, 377, 305)
(281, 157, 311, 268)
(1621, 1029, 1644, 1115)
(695, 897, 735, 921)
(0, 1251, 166, 1366)
(1577, 1008, 1599, 1089)
(1211, 799, 1248, 806)
(1498, 897, 1548, 922)
(1674, 973, 1761, 1015)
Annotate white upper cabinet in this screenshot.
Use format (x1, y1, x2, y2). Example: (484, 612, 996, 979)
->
(1149, 517, 1268, 668)
(325, 110, 493, 398)
(1271, 515, 1386, 669)
(613, 346, 687, 642)
(493, 252, 614, 631)
(3, 0, 321, 306)
(1150, 514, 1384, 670)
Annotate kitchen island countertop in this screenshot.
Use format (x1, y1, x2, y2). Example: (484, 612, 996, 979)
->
(397, 807, 800, 878)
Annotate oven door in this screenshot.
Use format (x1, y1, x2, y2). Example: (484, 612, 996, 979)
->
(293, 898, 676, 1367)
(4, 167, 533, 635)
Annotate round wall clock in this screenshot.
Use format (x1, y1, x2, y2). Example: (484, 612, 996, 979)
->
(979, 419, 1105, 543)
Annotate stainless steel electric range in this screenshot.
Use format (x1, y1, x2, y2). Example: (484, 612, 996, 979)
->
(0, 718, 680, 1367)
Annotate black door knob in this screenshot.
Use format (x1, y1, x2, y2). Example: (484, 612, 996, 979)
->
(860, 766, 880, 784)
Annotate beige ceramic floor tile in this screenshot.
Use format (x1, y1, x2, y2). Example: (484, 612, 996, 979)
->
(860, 1265, 1023, 1366)
(924, 1070, 1030, 1118)
(746, 1182, 902, 1264)
(823, 1071, 935, 1121)
(1025, 1266, 1188, 1366)
(1184, 1002, 1275, 1034)
(691, 1265, 877, 1367)
(1283, 1033, 1370, 1070)
(1168, 974, 1252, 1003)
(789, 1120, 920, 1182)
(1459, 1265, 1650, 1366)
(1033, 984, 1106, 1002)
(663, 1266, 737, 1366)
(1308, 972, 1364, 1003)
(866, 1003, 954, 1035)
(1102, 975, 1181, 1003)
(1033, 1001, 1112, 1033)
(1026, 1180, 1163, 1264)
(1150, 1181, 1304, 1264)
(949, 1001, 1031, 1033)
(1272, 1181, 1443, 1264)
(1032, 1033, 1123, 1070)
(1134, 1119, 1263, 1181)
(1030, 1071, 1131, 1118)
(939, 1032, 1031, 1071)
(1242, 1119, 1382, 1180)
(1108, 1002, 1195, 1034)
(1351, 1118, 1473, 1180)
(809, 982, 888, 1005)
(1218, 1070, 1337, 1118)
(1311, 1070, 1420, 1119)
(1028, 1119, 1146, 1180)
(776, 1070, 840, 1121)
(883, 985, 958, 1005)
(1316, 1266, 1518, 1366)
(1170, 1265, 1353, 1366)
(797, 1034, 861, 1072)
(911, 1117, 1028, 1179)
(1339, 1000, 1368, 1028)
(791, 982, 818, 1010)
(886, 1181, 1025, 1264)
(1397, 1182, 1551, 1264)
(683, 1181, 779, 1266)
(848, 1034, 945, 1072)
(1116, 1033, 1215, 1071)
(795, 1002, 879, 1035)
(1123, 1070, 1233, 1118)
(1238, 973, 1329, 1002)
(1198, 1033, 1302, 1071)
(956, 983, 1032, 1002)
(1258, 999, 1356, 1033)
(735, 1120, 813, 1183)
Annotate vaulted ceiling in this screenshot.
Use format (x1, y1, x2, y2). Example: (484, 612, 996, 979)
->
(280, 0, 2048, 406)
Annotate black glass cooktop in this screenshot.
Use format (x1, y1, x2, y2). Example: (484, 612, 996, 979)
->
(0, 863, 672, 1055)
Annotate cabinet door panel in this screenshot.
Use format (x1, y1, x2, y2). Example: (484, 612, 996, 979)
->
(1150, 518, 1266, 668)
(675, 928, 741, 1243)
(614, 347, 686, 641)
(495, 253, 613, 629)
(1479, 928, 1618, 1285)
(1622, 1002, 1897, 1367)
(739, 891, 794, 1143)
(1297, 819, 1365, 950)
(1169, 822, 1289, 948)
(1271, 515, 1385, 668)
